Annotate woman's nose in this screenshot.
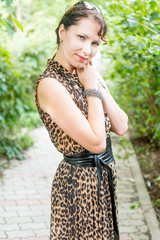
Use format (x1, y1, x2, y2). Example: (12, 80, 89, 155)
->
(82, 43, 91, 55)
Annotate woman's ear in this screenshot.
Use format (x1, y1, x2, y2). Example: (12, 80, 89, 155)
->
(58, 24, 65, 42)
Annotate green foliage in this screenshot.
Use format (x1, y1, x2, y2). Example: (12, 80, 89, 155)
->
(0, 0, 67, 163)
(19, 111, 42, 129)
(156, 176, 160, 188)
(0, 45, 28, 131)
(0, 43, 36, 162)
(99, 0, 160, 146)
(0, 0, 23, 37)
(0, 133, 34, 160)
(130, 200, 142, 210)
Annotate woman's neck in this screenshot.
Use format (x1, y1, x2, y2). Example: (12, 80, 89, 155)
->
(54, 48, 74, 73)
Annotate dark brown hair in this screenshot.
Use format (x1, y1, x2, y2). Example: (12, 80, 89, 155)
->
(55, 1, 108, 46)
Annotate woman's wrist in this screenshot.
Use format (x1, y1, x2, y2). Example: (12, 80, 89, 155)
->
(83, 88, 103, 101)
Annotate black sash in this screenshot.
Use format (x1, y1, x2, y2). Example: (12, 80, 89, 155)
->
(63, 136, 119, 239)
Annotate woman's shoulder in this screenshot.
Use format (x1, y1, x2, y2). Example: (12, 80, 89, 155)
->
(37, 65, 57, 84)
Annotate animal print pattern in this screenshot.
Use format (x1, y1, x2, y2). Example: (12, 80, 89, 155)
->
(35, 58, 119, 239)
(50, 160, 118, 240)
(35, 59, 111, 156)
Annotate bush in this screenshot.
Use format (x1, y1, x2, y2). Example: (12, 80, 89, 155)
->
(0, 44, 36, 160)
(100, 0, 160, 146)
(0, 0, 63, 162)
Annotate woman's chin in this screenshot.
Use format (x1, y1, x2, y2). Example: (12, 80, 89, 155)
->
(73, 62, 86, 69)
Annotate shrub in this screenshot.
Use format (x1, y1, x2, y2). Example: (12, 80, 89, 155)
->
(100, 0, 160, 146)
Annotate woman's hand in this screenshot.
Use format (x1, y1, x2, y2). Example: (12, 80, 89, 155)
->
(75, 61, 99, 89)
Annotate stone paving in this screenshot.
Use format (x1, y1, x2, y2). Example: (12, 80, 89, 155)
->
(0, 126, 159, 239)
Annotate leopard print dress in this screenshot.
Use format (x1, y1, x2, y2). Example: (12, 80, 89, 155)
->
(35, 58, 119, 240)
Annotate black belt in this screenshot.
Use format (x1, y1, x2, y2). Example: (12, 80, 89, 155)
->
(63, 135, 119, 239)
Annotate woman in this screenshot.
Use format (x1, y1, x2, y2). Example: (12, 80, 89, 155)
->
(35, 1, 128, 239)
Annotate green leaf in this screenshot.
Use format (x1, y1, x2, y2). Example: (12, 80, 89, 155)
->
(9, 6, 16, 17)
(155, 90, 160, 95)
(0, 20, 6, 28)
(127, 19, 137, 28)
(149, 1, 157, 9)
(135, 34, 143, 40)
(4, 20, 14, 38)
(126, 35, 138, 42)
(116, 154, 122, 159)
(142, 37, 149, 43)
(130, 205, 136, 210)
(150, 12, 159, 21)
(129, 178, 135, 183)
(5, 0, 12, 8)
(10, 18, 23, 32)
(150, 35, 160, 40)
(137, 201, 142, 208)
(148, 49, 154, 54)
(156, 176, 160, 181)
(138, 43, 144, 50)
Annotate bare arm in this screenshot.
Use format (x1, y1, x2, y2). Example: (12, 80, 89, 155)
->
(98, 76, 128, 135)
(37, 63, 106, 154)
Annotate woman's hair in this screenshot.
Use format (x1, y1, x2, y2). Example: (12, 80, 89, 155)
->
(55, 1, 108, 46)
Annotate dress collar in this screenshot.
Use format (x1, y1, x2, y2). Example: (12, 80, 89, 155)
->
(47, 58, 79, 82)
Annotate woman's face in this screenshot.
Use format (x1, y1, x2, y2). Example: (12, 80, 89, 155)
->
(59, 18, 101, 72)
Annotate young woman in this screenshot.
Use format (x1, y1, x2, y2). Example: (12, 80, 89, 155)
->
(35, 1, 128, 239)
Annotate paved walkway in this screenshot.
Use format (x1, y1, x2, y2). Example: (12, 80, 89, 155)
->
(0, 126, 159, 240)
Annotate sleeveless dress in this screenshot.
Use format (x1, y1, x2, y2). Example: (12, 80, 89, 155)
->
(35, 59, 119, 240)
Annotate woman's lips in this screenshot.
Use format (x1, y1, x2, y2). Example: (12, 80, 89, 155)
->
(76, 54, 88, 62)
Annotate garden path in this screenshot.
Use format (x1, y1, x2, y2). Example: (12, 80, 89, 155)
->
(0, 126, 159, 240)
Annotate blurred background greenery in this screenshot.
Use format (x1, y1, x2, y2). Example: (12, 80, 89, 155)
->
(0, 0, 68, 160)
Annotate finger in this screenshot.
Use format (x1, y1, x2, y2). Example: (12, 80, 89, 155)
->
(83, 63, 88, 69)
(72, 69, 76, 74)
(89, 59, 92, 66)
(86, 62, 90, 67)
(83, 65, 87, 69)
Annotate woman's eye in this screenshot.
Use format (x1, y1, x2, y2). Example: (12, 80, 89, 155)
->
(92, 42, 99, 46)
(78, 35, 85, 40)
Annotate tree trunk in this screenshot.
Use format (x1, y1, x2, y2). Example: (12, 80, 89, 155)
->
(25, 0, 33, 20)
(13, 0, 22, 32)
